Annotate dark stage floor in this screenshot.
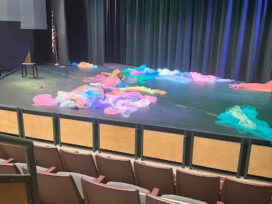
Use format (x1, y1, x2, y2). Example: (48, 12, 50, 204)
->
(0, 65, 271, 141)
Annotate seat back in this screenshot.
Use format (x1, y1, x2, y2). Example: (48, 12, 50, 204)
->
(95, 154, 135, 184)
(146, 194, 177, 204)
(221, 178, 272, 204)
(176, 169, 220, 204)
(37, 171, 83, 204)
(59, 149, 97, 177)
(134, 161, 175, 194)
(34, 145, 64, 171)
(0, 145, 7, 159)
(82, 177, 141, 204)
(1, 144, 26, 162)
(0, 163, 21, 174)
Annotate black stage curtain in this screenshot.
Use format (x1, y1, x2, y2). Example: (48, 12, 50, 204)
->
(102, 0, 272, 82)
(65, 0, 88, 63)
(86, 0, 105, 65)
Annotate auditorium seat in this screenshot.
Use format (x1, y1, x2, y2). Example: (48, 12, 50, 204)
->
(36, 171, 85, 204)
(0, 144, 26, 162)
(82, 176, 143, 204)
(56, 171, 97, 199)
(34, 144, 64, 171)
(95, 154, 135, 184)
(146, 194, 207, 204)
(221, 178, 272, 204)
(174, 169, 220, 204)
(107, 181, 151, 204)
(0, 159, 52, 174)
(0, 158, 19, 174)
(134, 161, 175, 195)
(59, 148, 98, 177)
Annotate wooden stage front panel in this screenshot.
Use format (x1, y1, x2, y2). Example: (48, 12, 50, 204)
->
(60, 118, 93, 147)
(248, 144, 272, 179)
(0, 183, 28, 204)
(192, 137, 241, 172)
(100, 124, 135, 154)
(23, 114, 53, 141)
(143, 130, 184, 162)
(0, 110, 18, 135)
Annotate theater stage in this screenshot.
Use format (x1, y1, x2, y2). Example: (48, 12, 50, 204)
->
(0, 65, 271, 179)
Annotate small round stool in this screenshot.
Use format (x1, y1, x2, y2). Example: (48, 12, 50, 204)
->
(21, 62, 38, 78)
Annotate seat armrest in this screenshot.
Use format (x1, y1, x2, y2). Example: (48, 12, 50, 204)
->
(1, 158, 15, 164)
(95, 175, 105, 183)
(151, 188, 159, 196)
(45, 167, 57, 173)
(22, 166, 56, 173)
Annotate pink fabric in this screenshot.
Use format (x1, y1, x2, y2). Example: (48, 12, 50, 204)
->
(131, 70, 145, 76)
(131, 70, 140, 76)
(102, 77, 120, 88)
(229, 80, 272, 92)
(33, 94, 58, 106)
(99, 90, 157, 117)
(104, 107, 121, 115)
(190, 72, 217, 82)
(83, 75, 106, 83)
(143, 95, 157, 103)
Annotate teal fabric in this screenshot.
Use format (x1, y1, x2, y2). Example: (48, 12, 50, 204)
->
(216, 105, 272, 142)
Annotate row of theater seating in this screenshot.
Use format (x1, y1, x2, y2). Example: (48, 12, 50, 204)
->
(0, 143, 272, 204)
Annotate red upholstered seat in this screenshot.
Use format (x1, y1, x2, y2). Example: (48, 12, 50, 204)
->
(34, 144, 64, 171)
(59, 148, 98, 177)
(134, 161, 175, 195)
(221, 178, 272, 204)
(95, 154, 135, 184)
(175, 169, 220, 204)
(82, 176, 142, 204)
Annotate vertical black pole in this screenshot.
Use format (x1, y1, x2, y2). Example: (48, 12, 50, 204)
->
(189, 132, 194, 169)
(236, 138, 245, 178)
(244, 139, 252, 179)
(182, 131, 187, 168)
(51, 0, 69, 65)
(17, 108, 25, 138)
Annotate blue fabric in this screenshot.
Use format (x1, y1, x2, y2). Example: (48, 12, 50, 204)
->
(216, 105, 272, 142)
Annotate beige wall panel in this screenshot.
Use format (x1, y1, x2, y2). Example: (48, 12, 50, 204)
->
(248, 145, 272, 178)
(193, 137, 240, 172)
(23, 114, 53, 141)
(0, 110, 18, 134)
(100, 124, 135, 154)
(143, 130, 184, 162)
(0, 183, 28, 204)
(60, 119, 93, 147)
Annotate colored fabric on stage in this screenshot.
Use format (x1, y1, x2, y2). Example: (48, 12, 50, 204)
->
(216, 105, 272, 142)
(121, 86, 166, 95)
(33, 94, 58, 106)
(229, 81, 272, 92)
(32, 65, 232, 118)
(77, 62, 97, 69)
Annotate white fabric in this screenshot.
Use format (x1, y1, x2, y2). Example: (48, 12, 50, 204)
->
(14, 163, 48, 174)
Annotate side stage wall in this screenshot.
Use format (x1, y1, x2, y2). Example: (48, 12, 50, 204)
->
(0, 22, 33, 71)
